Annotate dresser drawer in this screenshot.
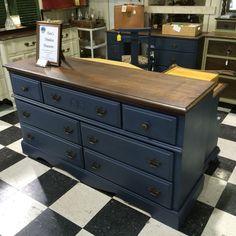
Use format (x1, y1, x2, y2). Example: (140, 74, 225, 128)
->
(155, 37, 198, 53)
(84, 149, 172, 208)
(81, 123, 174, 181)
(42, 83, 121, 127)
(16, 99, 81, 144)
(208, 40, 236, 57)
(205, 57, 236, 72)
(123, 105, 177, 145)
(157, 50, 197, 68)
(10, 73, 43, 102)
(21, 124, 83, 167)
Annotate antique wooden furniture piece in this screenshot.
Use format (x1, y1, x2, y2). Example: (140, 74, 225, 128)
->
(6, 57, 219, 229)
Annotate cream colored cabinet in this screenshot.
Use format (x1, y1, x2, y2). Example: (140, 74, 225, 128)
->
(0, 27, 80, 103)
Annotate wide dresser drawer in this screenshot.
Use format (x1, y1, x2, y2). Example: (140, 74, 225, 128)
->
(42, 83, 121, 127)
(81, 123, 174, 181)
(16, 99, 81, 144)
(10, 73, 43, 102)
(123, 105, 177, 145)
(205, 57, 236, 71)
(84, 149, 172, 208)
(21, 124, 84, 167)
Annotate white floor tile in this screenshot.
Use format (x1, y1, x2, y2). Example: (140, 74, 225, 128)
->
(0, 120, 11, 131)
(222, 113, 236, 127)
(76, 229, 94, 236)
(14, 122, 21, 128)
(217, 107, 231, 113)
(201, 208, 236, 236)
(7, 138, 23, 154)
(228, 167, 236, 185)
(197, 175, 227, 207)
(138, 218, 186, 236)
(50, 182, 111, 227)
(0, 107, 16, 117)
(0, 158, 50, 189)
(218, 138, 236, 161)
(0, 190, 46, 236)
(52, 167, 80, 181)
(0, 144, 4, 150)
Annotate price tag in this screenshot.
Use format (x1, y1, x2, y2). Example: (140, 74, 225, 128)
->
(121, 5, 127, 12)
(117, 33, 122, 42)
(173, 24, 181, 32)
(36, 58, 48, 68)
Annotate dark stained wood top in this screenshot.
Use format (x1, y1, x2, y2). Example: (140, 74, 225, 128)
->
(5, 57, 217, 115)
(205, 31, 236, 40)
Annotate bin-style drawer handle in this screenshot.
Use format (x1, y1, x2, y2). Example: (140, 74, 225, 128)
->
(21, 86, 29, 92)
(91, 161, 101, 170)
(88, 136, 98, 145)
(24, 41, 36, 47)
(148, 187, 160, 197)
(64, 126, 74, 135)
(51, 94, 61, 102)
(96, 107, 107, 117)
(22, 111, 31, 118)
(26, 133, 34, 141)
(149, 159, 161, 168)
(141, 122, 150, 130)
(66, 150, 76, 159)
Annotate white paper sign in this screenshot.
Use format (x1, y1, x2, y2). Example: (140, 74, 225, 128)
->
(173, 24, 181, 32)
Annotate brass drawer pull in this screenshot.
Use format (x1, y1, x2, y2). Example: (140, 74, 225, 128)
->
(148, 187, 160, 197)
(88, 136, 98, 145)
(51, 94, 61, 102)
(141, 122, 150, 130)
(91, 161, 101, 170)
(64, 126, 74, 135)
(96, 107, 107, 117)
(66, 150, 76, 159)
(22, 111, 31, 118)
(149, 159, 161, 168)
(26, 134, 34, 141)
(21, 86, 28, 92)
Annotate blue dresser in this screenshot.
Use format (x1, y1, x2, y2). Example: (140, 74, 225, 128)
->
(5, 57, 219, 229)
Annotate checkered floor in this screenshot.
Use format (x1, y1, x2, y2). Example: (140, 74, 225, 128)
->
(0, 102, 236, 236)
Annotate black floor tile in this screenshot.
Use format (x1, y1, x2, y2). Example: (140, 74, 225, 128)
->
(22, 169, 78, 206)
(0, 147, 25, 172)
(15, 208, 81, 236)
(180, 201, 214, 236)
(0, 111, 19, 125)
(219, 124, 236, 142)
(0, 126, 22, 146)
(218, 102, 234, 110)
(0, 179, 18, 204)
(216, 183, 236, 216)
(217, 110, 228, 123)
(0, 103, 12, 112)
(85, 199, 150, 236)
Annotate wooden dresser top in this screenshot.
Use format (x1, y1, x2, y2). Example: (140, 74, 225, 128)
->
(5, 57, 217, 115)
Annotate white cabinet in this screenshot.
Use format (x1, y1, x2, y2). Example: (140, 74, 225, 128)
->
(0, 27, 80, 102)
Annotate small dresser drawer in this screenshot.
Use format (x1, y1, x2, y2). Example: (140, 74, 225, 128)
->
(84, 149, 172, 208)
(81, 123, 174, 181)
(123, 105, 177, 145)
(16, 99, 81, 144)
(10, 73, 43, 102)
(42, 83, 121, 127)
(208, 40, 236, 57)
(21, 124, 83, 167)
(155, 37, 197, 53)
(205, 57, 236, 71)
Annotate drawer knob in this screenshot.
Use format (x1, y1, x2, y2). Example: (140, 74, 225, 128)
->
(22, 111, 31, 118)
(148, 187, 160, 197)
(64, 127, 74, 135)
(91, 161, 101, 170)
(96, 107, 107, 117)
(141, 122, 150, 130)
(66, 150, 76, 159)
(24, 42, 36, 47)
(88, 136, 98, 145)
(51, 94, 61, 102)
(21, 86, 28, 92)
(171, 43, 177, 49)
(149, 159, 161, 168)
(62, 48, 70, 53)
(26, 134, 34, 141)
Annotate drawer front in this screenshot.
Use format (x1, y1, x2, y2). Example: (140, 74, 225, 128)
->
(62, 28, 72, 41)
(10, 73, 43, 102)
(84, 149, 172, 208)
(216, 21, 236, 31)
(205, 57, 236, 72)
(157, 50, 197, 68)
(123, 105, 177, 145)
(42, 83, 121, 127)
(81, 123, 174, 181)
(16, 99, 81, 144)
(208, 39, 236, 57)
(219, 77, 236, 100)
(155, 37, 198, 53)
(21, 124, 83, 167)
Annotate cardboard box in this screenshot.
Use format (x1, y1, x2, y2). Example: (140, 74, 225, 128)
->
(162, 23, 202, 37)
(114, 5, 144, 30)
